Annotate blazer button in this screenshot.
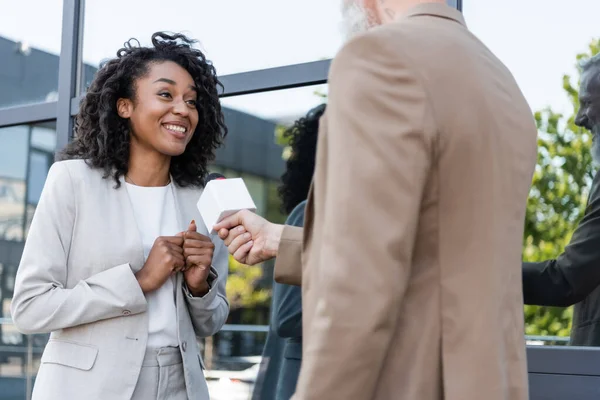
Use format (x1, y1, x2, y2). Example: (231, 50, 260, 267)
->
(182, 341, 187, 352)
(122, 310, 131, 316)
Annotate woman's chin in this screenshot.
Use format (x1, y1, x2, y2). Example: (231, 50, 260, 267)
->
(157, 143, 187, 157)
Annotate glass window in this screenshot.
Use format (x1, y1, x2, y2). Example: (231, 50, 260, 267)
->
(0, 1, 63, 108)
(80, 1, 342, 91)
(465, 0, 600, 346)
(216, 84, 327, 180)
(0, 126, 29, 242)
(0, 122, 56, 242)
(0, 122, 56, 397)
(206, 86, 325, 376)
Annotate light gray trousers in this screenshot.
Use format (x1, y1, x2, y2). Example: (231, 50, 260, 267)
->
(131, 347, 188, 400)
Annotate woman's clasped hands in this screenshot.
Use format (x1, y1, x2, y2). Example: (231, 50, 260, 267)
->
(135, 220, 214, 297)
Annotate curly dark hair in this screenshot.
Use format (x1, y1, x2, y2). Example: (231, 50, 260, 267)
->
(59, 32, 227, 188)
(279, 104, 326, 214)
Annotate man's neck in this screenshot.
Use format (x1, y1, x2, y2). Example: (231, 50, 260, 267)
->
(376, 0, 445, 24)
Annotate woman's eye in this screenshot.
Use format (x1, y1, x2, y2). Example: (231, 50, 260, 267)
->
(186, 100, 197, 106)
(159, 92, 171, 98)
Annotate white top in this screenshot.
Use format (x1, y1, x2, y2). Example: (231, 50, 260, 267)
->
(126, 182, 179, 348)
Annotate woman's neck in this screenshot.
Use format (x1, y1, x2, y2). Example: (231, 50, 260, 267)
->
(126, 149, 172, 187)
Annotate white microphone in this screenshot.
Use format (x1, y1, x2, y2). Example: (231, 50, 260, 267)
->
(197, 173, 257, 234)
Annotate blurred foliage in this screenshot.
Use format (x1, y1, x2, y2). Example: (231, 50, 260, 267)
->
(265, 182, 288, 225)
(226, 255, 271, 310)
(524, 38, 599, 337)
(275, 124, 292, 161)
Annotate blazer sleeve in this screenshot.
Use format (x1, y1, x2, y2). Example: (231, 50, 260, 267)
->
(523, 172, 600, 306)
(293, 33, 434, 400)
(274, 226, 303, 286)
(183, 237, 230, 337)
(10, 162, 147, 335)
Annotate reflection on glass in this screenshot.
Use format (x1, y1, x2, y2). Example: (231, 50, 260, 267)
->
(81, 0, 341, 91)
(0, 122, 56, 307)
(0, 0, 63, 108)
(0, 123, 56, 242)
(0, 127, 28, 241)
(0, 122, 55, 398)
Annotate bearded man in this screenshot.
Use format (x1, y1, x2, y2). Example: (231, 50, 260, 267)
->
(523, 54, 600, 347)
(216, 1, 538, 399)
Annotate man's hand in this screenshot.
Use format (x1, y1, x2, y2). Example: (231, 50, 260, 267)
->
(213, 210, 284, 265)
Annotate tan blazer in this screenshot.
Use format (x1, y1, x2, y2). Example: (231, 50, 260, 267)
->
(274, 4, 537, 400)
(11, 159, 230, 400)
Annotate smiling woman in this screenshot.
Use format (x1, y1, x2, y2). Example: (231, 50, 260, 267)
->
(116, 62, 201, 170)
(61, 31, 227, 188)
(10, 31, 230, 400)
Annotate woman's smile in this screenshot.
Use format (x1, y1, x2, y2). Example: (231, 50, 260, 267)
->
(162, 121, 189, 140)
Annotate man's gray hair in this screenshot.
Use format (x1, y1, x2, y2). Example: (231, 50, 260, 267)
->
(580, 53, 600, 72)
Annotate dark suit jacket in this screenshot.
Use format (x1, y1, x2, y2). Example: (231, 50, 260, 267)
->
(251, 322, 284, 400)
(252, 201, 306, 400)
(523, 171, 600, 346)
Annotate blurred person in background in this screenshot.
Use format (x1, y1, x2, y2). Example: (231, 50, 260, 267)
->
(252, 104, 324, 400)
(10, 32, 229, 400)
(522, 54, 600, 346)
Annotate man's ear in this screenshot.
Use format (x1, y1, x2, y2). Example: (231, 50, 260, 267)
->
(117, 98, 133, 119)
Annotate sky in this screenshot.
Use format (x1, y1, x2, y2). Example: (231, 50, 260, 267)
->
(1, 0, 599, 123)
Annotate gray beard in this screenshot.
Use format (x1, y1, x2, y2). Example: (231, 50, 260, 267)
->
(593, 125, 600, 165)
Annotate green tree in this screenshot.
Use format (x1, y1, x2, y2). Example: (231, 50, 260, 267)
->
(523, 38, 600, 337)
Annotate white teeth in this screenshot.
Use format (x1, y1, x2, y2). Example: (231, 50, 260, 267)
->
(164, 124, 186, 133)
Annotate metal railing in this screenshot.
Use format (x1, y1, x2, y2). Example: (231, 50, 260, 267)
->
(525, 335, 570, 344)
(221, 324, 268, 333)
